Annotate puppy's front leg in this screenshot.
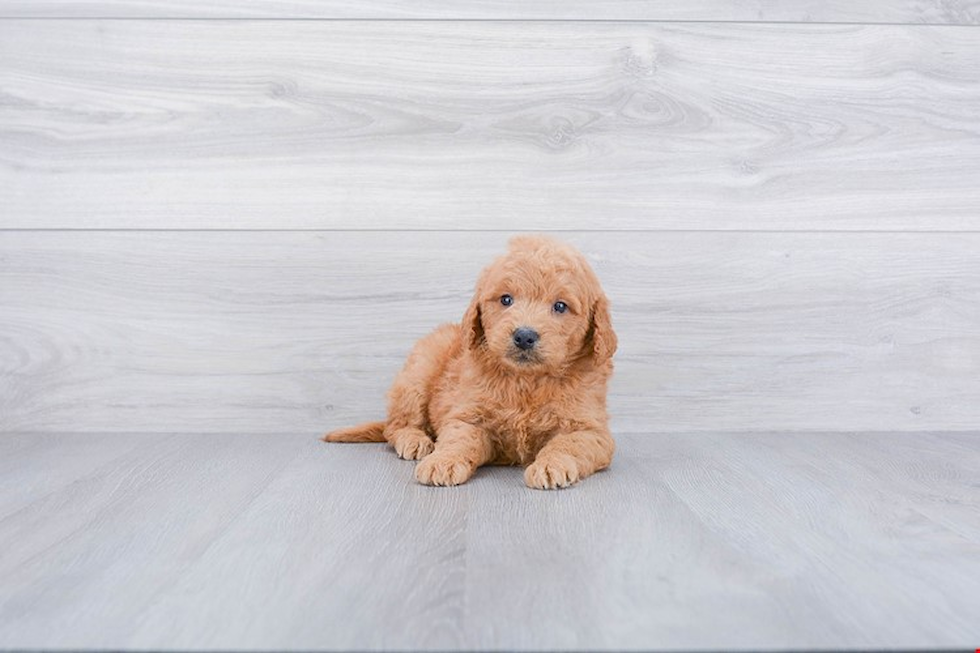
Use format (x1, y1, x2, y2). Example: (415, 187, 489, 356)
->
(525, 429, 614, 490)
(415, 419, 493, 487)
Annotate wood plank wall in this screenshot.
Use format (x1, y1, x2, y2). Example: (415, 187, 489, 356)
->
(2, 2, 979, 22)
(1, 2, 978, 435)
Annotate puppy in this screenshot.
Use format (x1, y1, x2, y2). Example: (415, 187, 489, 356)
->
(323, 235, 617, 489)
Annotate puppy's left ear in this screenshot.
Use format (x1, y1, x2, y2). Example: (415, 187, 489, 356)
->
(589, 294, 618, 364)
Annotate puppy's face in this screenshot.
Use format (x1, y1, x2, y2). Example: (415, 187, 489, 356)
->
(464, 236, 616, 373)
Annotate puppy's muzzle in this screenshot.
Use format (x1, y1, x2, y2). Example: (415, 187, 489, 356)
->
(512, 327, 539, 351)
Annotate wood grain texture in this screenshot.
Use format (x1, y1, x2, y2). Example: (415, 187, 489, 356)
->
(0, 431, 977, 650)
(0, 431, 150, 519)
(1, 0, 979, 23)
(2, 231, 978, 435)
(2, 21, 979, 230)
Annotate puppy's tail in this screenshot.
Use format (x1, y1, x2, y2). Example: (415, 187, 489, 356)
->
(322, 421, 387, 443)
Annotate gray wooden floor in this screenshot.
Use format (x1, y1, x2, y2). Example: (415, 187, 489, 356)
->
(0, 431, 977, 650)
(3, 0, 980, 650)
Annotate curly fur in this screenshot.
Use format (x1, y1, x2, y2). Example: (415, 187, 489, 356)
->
(323, 235, 617, 490)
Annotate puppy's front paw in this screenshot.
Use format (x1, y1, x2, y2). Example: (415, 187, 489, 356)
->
(391, 429, 435, 460)
(525, 454, 580, 490)
(415, 454, 474, 487)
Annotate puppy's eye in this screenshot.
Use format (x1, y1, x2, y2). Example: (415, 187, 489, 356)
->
(500, 294, 514, 307)
(553, 301, 568, 314)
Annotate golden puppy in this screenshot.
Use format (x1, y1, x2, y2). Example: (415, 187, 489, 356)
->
(323, 235, 617, 489)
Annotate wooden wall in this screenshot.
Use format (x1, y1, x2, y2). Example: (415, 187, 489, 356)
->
(2, 2, 978, 435)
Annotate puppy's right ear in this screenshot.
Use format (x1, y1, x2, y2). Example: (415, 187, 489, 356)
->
(462, 296, 484, 349)
(463, 266, 492, 350)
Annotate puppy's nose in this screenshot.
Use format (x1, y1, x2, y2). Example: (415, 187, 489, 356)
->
(512, 327, 539, 351)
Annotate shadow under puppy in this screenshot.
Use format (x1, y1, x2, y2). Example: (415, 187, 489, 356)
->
(324, 235, 617, 489)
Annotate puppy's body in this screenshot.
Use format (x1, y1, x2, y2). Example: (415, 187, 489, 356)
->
(325, 236, 617, 489)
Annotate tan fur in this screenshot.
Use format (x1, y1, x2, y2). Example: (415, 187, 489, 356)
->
(323, 235, 617, 490)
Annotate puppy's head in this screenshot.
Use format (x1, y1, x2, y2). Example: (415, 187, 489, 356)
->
(463, 235, 616, 373)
